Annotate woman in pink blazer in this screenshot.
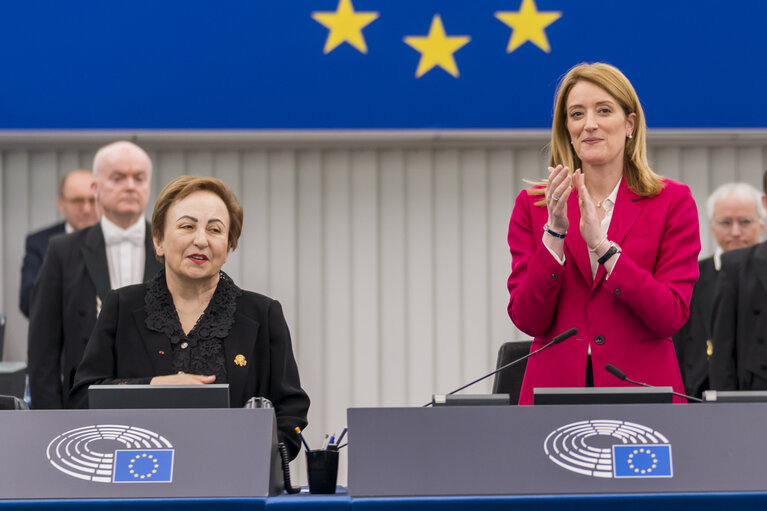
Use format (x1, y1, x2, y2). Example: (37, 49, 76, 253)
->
(507, 63, 700, 405)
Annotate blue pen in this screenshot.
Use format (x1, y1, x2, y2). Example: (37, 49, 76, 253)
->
(329, 435, 336, 446)
(336, 426, 348, 445)
(294, 427, 311, 452)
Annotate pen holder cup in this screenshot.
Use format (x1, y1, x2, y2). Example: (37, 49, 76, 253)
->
(306, 449, 339, 494)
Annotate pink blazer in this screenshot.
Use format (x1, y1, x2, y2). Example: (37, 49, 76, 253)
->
(507, 178, 700, 405)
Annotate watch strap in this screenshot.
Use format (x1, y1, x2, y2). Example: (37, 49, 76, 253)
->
(597, 243, 620, 265)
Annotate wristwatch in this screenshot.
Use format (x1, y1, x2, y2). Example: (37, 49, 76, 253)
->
(597, 242, 621, 265)
(543, 224, 566, 239)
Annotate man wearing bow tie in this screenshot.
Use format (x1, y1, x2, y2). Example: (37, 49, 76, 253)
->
(28, 141, 163, 409)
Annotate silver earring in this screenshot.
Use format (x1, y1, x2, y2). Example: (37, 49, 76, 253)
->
(570, 140, 573, 145)
(627, 132, 633, 139)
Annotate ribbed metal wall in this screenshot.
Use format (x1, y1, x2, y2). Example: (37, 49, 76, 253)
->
(1, 131, 766, 481)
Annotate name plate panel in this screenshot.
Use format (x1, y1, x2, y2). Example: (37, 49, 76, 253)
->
(0, 408, 280, 499)
(348, 404, 767, 497)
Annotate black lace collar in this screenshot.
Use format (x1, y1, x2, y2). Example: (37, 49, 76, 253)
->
(144, 269, 242, 346)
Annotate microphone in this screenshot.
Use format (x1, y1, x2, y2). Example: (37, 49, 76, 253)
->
(425, 327, 578, 407)
(604, 363, 702, 403)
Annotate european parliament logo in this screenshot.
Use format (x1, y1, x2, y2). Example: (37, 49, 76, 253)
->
(47, 425, 175, 483)
(544, 420, 673, 479)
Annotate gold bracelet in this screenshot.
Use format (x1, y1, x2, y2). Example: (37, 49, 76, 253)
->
(588, 235, 608, 253)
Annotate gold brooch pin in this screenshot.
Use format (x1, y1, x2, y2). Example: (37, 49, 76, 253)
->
(234, 354, 247, 367)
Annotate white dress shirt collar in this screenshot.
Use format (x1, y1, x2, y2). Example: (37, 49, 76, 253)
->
(713, 246, 724, 271)
(101, 216, 147, 290)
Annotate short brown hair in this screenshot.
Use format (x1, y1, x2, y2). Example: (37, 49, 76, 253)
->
(152, 176, 243, 255)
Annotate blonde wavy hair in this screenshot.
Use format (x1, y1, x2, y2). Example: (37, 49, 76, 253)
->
(531, 62, 663, 203)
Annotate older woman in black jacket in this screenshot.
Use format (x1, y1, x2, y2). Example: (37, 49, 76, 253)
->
(72, 175, 310, 459)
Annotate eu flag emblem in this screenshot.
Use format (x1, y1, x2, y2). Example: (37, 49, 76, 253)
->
(113, 449, 174, 483)
(612, 445, 672, 478)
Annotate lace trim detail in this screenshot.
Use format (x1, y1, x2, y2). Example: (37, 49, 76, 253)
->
(144, 271, 185, 346)
(144, 270, 241, 340)
(144, 270, 242, 381)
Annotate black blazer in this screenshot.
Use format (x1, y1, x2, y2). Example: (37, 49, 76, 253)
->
(710, 242, 767, 390)
(70, 282, 310, 460)
(672, 257, 716, 398)
(27, 222, 162, 409)
(19, 221, 66, 317)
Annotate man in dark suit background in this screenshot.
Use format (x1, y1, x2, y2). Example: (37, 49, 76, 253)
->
(710, 172, 767, 390)
(674, 182, 764, 397)
(19, 169, 97, 317)
(28, 141, 163, 409)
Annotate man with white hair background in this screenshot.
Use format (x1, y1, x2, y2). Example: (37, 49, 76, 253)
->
(674, 182, 765, 398)
(27, 141, 163, 409)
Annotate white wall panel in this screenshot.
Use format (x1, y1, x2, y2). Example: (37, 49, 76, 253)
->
(294, 150, 325, 457)
(378, 150, 408, 407)
(680, 147, 711, 255)
(460, 149, 491, 393)
(323, 151, 352, 431)
(56, 150, 81, 179)
(710, 147, 737, 185)
(187, 151, 214, 177)
(488, 149, 523, 345)
(29, 152, 58, 230)
(1, 131, 765, 484)
(737, 147, 764, 186)
(4, 151, 30, 364)
(240, 151, 270, 293)
(405, 150, 434, 406)
(350, 150, 379, 407)
(267, 152, 297, 329)
(433, 150, 461, 391)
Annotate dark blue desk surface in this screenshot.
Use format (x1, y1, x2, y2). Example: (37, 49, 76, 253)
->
(354, 493, 767, 511)
(4, 492, 767, 510)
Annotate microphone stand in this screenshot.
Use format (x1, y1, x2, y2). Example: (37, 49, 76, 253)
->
(423, 327, 577, 407)
(604, 363, 702, 403)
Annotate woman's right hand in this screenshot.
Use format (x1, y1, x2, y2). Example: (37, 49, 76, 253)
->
(546, 165, 573, 233)
(150, 373, 216, 385)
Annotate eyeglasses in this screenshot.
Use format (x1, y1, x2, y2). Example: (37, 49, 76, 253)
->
(713, 217, 759, 229)
(63, 197, 96, 207)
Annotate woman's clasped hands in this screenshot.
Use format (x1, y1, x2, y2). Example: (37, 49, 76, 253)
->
(546, 166, 605, 251)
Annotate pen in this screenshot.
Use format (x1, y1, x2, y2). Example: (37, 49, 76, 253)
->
(294, 426, 311, 452)
(321, 434, 330, 450)
(328, 435, 336, 446)
(336, 426, 348, 445)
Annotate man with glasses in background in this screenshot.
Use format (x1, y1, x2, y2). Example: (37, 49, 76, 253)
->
(710, 173, 767, 391)
(19, 169, 98, 317)
(674, 182, 765, 398)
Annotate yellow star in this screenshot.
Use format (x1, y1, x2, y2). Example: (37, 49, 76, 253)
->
(495, 0, 562, 53)
(403, 15, 470, 78)
(311, 0, 379, 54)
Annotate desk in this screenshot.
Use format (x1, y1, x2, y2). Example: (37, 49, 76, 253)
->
(348, 404, 767, 496)
(3, 492, 767, 511)
(352, 493, 767, 511)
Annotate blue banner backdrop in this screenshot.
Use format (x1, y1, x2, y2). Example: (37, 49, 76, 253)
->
(1, 0, 765, 129)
